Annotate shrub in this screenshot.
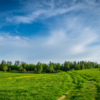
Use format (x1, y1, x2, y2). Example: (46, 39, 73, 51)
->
(56, 70, 63, 73)
(10, 70, 20, 73)
(2, 66, 8, 71)
(38, 70, 41, 74)
(22, 69, 26, 73)
(19, 65, 23, 71)
(71, 68, 75, 71)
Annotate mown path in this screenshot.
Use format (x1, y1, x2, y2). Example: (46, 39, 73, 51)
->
(57, 77, 75, 100)
(58, 72, 97, 100)
(75, 71, 100, 100)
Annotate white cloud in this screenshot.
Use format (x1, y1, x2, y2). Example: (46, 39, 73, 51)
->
(6, 3, 82, 24)
(0, 23, 99, 64)
(1, 0, 100, 64)
(1, 0, 100, 25)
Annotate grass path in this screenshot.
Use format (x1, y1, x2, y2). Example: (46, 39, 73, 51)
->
(57, 76, 75, 100)
(74, 70, 100, 100)
(57, 84, 75, 100)
(57, 71, 97, 100)
(63, 72, 97, 100)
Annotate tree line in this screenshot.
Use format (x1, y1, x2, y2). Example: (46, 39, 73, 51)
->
(0, 60, 100, 73)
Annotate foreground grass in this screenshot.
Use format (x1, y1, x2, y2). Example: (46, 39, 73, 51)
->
(73, 68, 100, 100)
(0, 72, 73, 100)
(0, 68, 100, 100)
(64, 71, 97, 100)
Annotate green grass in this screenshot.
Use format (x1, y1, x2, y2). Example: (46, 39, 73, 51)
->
(0, 68, 100, 100)
(73, 68, 100, 100)
(0, 72, 73, 100)
(64, 71, 97, 100)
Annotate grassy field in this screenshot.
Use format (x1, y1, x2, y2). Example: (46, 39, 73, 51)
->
(72, 68, 100, 100)
(0, 72, 73, 100)
(0, 68, 100, 100)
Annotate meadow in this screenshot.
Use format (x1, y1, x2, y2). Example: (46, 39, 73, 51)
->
(0, 68, 100, 100)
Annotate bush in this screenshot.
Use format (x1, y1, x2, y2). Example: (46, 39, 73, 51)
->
(19, 66, 23, 71)
(2, 66, 8, 71)
(56, 70, 63, 73)
(27, 71, 35, 73)
(38, 70, 41, 74)
(22, 69, 27, 73)
(9, 70, 20, 73)
(71, 68, 75, 71)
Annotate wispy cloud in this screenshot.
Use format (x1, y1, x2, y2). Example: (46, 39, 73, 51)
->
(1, 0, 100, 63)
(0, 23, 100, 64)
(6, 5, 80, 24)
(5, 0, 100, 25)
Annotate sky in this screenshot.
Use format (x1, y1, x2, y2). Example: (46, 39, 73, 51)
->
(0, 0, 100, 64)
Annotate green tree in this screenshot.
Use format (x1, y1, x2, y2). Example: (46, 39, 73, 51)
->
(7, 61, 12, 71)
(0, 60, 6, 70)
(81, 64, 85, 69)
(29, 64, 34, 71)
(26, 64, 30, 71)
(38, 64, 43, 73)
(13, 64, 18, 70)
(48, 62, 55, 73)
(15, 60, 20, 66)
(7, 61, 12, 66)
(95, 64, 99, 68)
(64, 62, 70, 71)
(36, 62, 43, 73)
(34, 67, 37, 72)
(75, 64, 80, 70)
(21, 62, 26, 69)
(0, 64, 1, 70)
(55, 63, 60, 71)
(42, 63, 48, 72)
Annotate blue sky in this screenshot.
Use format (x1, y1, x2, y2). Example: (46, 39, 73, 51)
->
(0, 0, 100, 64)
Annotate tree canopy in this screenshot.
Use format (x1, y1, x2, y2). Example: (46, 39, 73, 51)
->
(0, 60, 99, 73)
